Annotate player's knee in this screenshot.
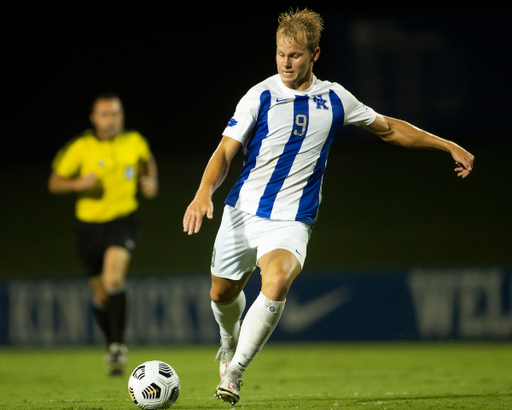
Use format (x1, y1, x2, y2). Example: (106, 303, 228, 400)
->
(102, 276, 125, 293)
(210, 289, 232, 305)
(210, 273, 248, 304)
(263, 281, 291, 301)
(210, 286, 240, 305)
(262, 270, 296, 301)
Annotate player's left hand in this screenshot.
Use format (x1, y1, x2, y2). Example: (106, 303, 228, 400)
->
(140, 176, 159, 198)
(451, 146, 474, 179)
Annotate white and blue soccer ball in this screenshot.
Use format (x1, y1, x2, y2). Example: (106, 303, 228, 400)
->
(128, 360, 180, 409)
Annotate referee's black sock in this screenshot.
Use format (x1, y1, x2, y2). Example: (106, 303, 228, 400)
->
(92, 303, 111, 345)
(106, 289, 128, 345)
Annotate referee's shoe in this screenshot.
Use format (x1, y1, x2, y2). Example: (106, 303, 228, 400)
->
(105, 342, 128, 376)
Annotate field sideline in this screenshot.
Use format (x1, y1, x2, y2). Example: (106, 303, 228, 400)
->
(0, 342, 511, 409)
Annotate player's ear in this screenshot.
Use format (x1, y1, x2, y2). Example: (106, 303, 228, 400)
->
(312, 47, 320, 63)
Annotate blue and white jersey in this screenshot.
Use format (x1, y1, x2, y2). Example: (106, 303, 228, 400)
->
(223, 74, 376, 225)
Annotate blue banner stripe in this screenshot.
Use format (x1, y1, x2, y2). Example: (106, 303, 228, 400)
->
(225, 90, 272, 207)
(296, 90, 345, 224)
(256, 95, 310, 218)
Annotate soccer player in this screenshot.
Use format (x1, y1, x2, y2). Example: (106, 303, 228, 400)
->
(48, 92, 158, 376)
(182, 8, 474, 405)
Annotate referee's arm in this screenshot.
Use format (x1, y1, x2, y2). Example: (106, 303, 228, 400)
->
(48, 172, 97, 194)
(139, 153, 159, 199)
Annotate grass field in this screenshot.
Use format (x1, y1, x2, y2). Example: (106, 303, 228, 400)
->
(0, 342, 511, 409)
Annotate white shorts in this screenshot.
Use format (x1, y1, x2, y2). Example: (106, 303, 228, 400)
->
(211, 205, 312, 281)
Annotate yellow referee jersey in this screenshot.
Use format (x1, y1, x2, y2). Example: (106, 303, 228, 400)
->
(52, 129, 151, 223)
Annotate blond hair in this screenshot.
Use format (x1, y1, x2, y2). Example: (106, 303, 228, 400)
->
(276, 8, 324, 53)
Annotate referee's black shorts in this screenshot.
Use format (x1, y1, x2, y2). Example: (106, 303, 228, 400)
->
(76, 211, 139, 277)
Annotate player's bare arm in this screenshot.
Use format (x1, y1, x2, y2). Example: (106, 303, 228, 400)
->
(139, 153, 159, 199)
(364, 114, 475, 178)
(48, 172, 97, 194)
(183, 136, 241, 235)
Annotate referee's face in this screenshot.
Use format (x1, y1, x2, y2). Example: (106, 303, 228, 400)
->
(90, 98, 124, 140)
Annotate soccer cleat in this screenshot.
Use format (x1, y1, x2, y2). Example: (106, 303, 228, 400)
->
(215, 368, 243, 406)
(105, 342, 128, 376)
(216, 320, 243, 378)
(216, 346, 235, 378)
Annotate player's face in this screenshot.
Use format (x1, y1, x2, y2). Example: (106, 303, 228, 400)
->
(276, 37, 320, 91)
(90, 98, 124, 140)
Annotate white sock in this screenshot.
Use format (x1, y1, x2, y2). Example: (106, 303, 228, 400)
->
(211, 291, 246, 349)
(231, 292, 285, 373)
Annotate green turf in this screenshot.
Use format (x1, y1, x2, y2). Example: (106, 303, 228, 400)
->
(0, 342, 511, 409)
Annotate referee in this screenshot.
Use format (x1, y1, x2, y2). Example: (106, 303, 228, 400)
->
(48, 92, 158, 375)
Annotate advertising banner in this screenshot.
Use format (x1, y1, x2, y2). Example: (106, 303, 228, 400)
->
(1, 268, 511, 345)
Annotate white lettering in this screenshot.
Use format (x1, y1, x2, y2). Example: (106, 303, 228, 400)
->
(409, 269, 512, 339)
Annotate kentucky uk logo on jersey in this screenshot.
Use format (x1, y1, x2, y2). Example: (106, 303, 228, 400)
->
(312, 95, 329, 110)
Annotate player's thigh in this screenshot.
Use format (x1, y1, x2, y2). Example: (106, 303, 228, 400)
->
(255, 219, 311, 300)
(211, 206, 258, 281)
(255, 218, 311, 270)
(258, 249, 302, 301)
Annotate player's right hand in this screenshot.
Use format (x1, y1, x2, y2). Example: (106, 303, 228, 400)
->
(183, 197, 213, 235)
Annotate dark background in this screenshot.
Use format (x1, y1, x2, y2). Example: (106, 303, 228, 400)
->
(2, 3, 511, 278)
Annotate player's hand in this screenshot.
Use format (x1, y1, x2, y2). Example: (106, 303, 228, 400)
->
(140, 176, 159, 199)
(75, 172, 97, 191)
(183, 196, 213, 235)
(451, 146, 474, 179)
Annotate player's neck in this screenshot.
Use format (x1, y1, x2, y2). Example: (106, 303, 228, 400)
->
(283, 72, 314, 92)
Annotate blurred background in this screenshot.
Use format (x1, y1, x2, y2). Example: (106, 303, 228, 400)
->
(1, 3, 511, 345)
